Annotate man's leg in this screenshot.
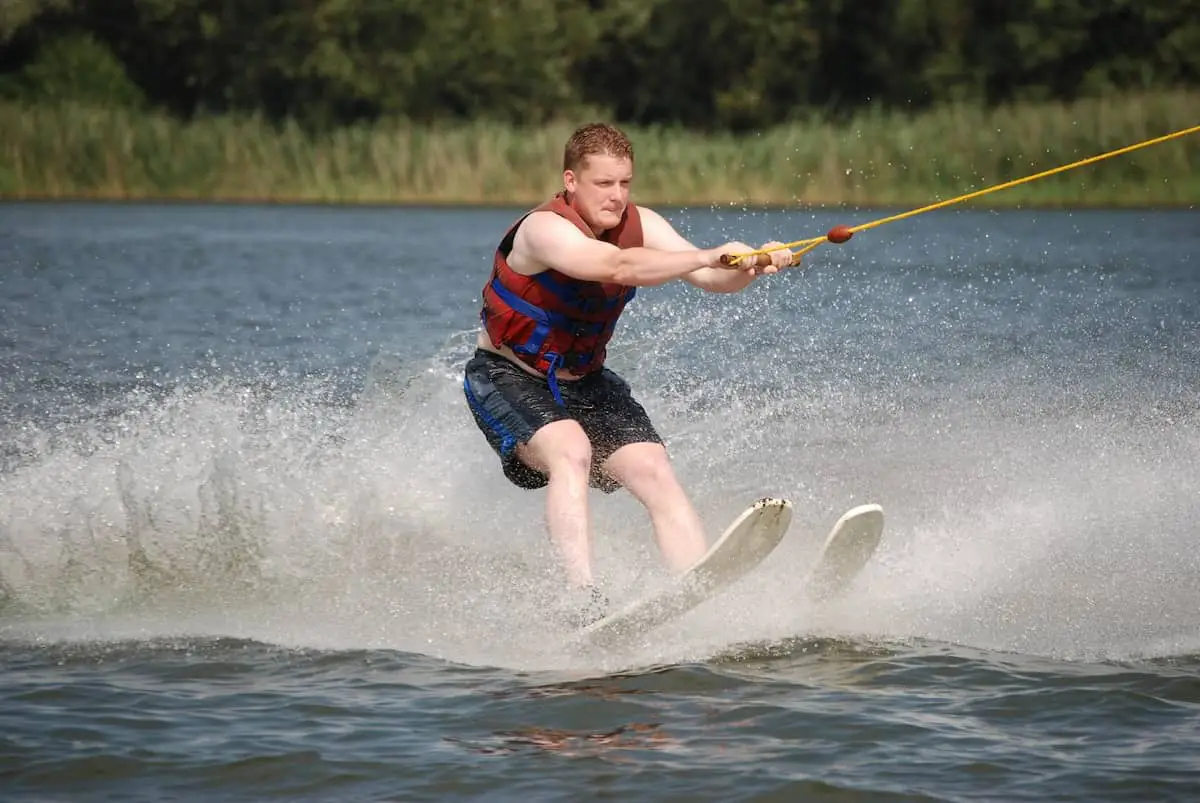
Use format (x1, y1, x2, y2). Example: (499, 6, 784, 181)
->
(602, 442, 709, 573)
(463, 351, 599, 589)
(517, 419, 598, 588)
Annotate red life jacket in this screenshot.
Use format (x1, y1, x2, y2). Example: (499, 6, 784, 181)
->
(480, 192, 641, 389)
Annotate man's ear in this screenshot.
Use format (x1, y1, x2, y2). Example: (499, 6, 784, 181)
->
(562, 169, 577, 193)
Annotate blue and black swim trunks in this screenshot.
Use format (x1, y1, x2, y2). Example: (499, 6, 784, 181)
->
(462, 348, 663, 493)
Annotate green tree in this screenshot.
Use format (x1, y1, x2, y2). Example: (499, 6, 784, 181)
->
(0, 30, 145, 107)
(1, 0, 1197, 129)
(0, 0, 68, 43)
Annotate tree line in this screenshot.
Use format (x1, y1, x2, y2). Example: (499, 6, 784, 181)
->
(2, 0, 1198, 132)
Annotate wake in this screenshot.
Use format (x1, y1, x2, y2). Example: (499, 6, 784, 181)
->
(2, 307, 1198, 671)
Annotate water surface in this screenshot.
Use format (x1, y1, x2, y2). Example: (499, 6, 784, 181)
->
(1, 201, 1198, 801)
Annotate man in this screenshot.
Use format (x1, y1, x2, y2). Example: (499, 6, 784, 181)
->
(462, 122, 796, 624)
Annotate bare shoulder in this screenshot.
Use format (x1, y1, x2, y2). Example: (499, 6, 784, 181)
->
(636, 205, 695, 251)
(509, 211, 587, 275)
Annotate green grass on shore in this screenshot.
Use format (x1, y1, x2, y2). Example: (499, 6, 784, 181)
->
(1, 91, 1196, 207)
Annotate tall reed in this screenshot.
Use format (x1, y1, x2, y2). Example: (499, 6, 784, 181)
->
(1, 91, 1196, 206)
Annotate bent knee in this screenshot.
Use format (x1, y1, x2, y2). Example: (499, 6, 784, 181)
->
(523, 420, 593, 478)
(605, 443, 676, 489)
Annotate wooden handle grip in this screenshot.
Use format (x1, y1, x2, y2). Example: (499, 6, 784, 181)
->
(719, 253, 772, 267)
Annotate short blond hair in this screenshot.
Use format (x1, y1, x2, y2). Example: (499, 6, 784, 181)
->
(563, 123, 634, 172)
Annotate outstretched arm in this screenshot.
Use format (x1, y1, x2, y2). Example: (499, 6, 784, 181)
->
(509, 211, 741, 287)
(639, 207, 797, 294)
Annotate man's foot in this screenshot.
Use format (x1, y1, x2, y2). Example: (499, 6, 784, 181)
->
(562, 585, 610, 629)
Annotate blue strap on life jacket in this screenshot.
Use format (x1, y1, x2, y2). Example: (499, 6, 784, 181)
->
(543, 352, 565, 407)
(532, 272, 637, 313)
(487, 277, 600, 406)
(485, 276, 637, 406)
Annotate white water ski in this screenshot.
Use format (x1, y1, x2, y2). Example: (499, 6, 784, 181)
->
(802, 503, 884, 600)
(574, 497, 793, 648)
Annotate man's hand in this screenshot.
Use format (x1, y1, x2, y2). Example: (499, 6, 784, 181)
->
(748, 241, 797, 275)
(702, 241, 755, 270)
(706, 241, 797, 275)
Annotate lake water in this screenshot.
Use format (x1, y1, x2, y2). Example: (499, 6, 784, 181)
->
(1, 201, 1198, 801)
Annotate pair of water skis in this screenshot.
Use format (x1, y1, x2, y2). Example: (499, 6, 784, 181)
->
(574, 498, 884, 649)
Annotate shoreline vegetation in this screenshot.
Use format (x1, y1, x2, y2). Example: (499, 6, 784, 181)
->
(2, 91, 1197, 208)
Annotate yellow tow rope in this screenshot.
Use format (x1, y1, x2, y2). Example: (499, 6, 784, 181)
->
(728, 123, 1200, 266)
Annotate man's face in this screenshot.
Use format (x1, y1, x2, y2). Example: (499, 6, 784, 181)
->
(563, 153, 633, 234)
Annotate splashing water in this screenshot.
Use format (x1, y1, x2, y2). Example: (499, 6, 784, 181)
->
(1, 205, 1197, 674)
